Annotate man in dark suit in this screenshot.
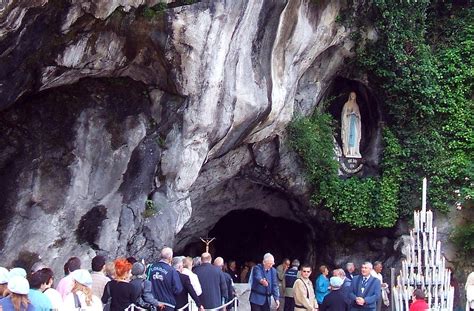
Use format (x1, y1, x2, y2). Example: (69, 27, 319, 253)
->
(348, 262, 381, 311)
(172, 257, 203, 311)
(345, 263, 357, 281)
(214, 257, 235, 309)
(249, 253, 280, 311)
(194, 252, 228, 309)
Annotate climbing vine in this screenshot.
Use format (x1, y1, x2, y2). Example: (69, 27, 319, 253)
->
(351, 1, 473, 215)
(288, 113, 401, 228)
(288, 1, 472, 227)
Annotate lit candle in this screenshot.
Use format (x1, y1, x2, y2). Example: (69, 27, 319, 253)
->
(448, 286, 454, 311)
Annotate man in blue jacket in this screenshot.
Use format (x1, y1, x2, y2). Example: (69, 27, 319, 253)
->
(348, 262, 381, 311)
(194, 252, 228, 309)
(249, 253, 280, 311)
(147, 247, 183, 311)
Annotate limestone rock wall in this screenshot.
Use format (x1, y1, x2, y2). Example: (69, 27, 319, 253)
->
(0, 0, 383, 271)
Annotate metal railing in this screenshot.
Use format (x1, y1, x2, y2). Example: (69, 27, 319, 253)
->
(125, 297, 239, 311)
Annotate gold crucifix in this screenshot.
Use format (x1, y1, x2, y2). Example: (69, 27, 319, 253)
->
(200, 237, 216, 253)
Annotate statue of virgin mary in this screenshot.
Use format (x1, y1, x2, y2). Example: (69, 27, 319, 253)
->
(341, 92, 362, 158)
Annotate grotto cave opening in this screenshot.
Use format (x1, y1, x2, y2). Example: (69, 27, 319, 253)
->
(179, 208, 311, 269)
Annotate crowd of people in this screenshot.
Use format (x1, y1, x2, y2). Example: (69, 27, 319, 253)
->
(0, 249, 473, 311)
(0, 248, 237, 311)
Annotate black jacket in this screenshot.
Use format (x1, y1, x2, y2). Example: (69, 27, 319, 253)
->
(320, 289, 349, 311)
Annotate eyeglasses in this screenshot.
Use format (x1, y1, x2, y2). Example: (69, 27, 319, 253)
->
(302, 270, 311, 273)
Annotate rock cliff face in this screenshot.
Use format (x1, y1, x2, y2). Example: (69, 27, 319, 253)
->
(0, 0, 412, 272)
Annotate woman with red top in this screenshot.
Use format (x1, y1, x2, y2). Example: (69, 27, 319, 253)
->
(409, 289, 429, 311)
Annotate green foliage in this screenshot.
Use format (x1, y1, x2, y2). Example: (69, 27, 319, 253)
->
(288, 114, 338, 187)
(450, 222, 474, 258)
(351, 1, 473, 215)
(142, 2, 167, 20)
(143, 199, 159, 218)
(288, 114, 402, 228)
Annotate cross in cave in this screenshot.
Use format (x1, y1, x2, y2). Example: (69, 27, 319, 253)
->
(200, 236, 216, 253)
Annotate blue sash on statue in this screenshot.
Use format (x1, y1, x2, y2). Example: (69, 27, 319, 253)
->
(349, 113, 357, 147)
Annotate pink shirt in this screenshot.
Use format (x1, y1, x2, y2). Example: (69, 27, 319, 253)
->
(56, 274, 75, 299)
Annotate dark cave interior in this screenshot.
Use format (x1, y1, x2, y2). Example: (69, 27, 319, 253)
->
(179, 209, 311, 270)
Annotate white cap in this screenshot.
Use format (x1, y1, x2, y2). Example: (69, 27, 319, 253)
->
(71, 269, 93, 288)
(8, 267, 27, 281)
(7, 276, 30, 294)
(0, 267, 9, 284)
(330, 276, 343, 288)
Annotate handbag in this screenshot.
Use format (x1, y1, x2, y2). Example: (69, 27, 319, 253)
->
(103, 282, 112, 311)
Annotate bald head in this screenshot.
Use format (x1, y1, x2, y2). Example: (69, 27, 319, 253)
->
(161, 247, 173, 262)
(201, 252, 212, 264)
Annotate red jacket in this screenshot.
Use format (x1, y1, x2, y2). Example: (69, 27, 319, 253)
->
(409, 299, 429, 311)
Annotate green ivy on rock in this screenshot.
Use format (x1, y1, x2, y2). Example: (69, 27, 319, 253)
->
(289, 113, 401, 228)
(351, 1, 473, 215)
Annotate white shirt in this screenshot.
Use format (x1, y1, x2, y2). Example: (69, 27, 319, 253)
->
(43, 287, 64, 311)
(64, 291, 102, 311)
(181, 267, 202, 296)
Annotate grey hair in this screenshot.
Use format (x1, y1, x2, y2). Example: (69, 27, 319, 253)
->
(263, 253, 274, 263)
(346, 262, 354, 269)
(291, 259, 300, 267)
(362, 262, 373, 269)
(334, 268, 346, 278)
(214, 257, 224, 267)
(160, 247, 173, 260)
(172, 256, 184, 270)
(373, 261, 382, 267)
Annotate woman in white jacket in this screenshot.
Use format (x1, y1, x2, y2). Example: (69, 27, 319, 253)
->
(64, 269, 102, 311)
(466, 272, 474, 311)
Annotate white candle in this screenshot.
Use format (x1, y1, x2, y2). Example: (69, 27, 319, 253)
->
(422, 177, 427, 213)
(448, 286, 454, 311)
(427, 210, 432, 234)
(404, 288, 409, 311)
(414, 211, 419, 232)
(400, 287, 404, 311)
